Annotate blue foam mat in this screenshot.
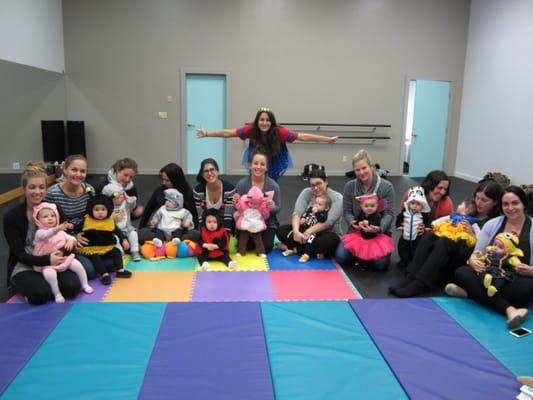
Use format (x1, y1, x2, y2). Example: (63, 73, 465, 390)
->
(350, 298, 519, 399)
(267, 249, 337, 270)
(435, 297, 533, 377)
(0, 303, 71, 396)
(139, 302, 275, 400)
(2, 303, 166, 400)
(261, 301, 407, 400)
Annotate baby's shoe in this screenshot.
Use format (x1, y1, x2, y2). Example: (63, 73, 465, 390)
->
(258, 253, 267, 259)
(487, 285, 498, 297)
(171, 237, 181, 245)
(116, 269, 132, 278)
(228, 260, 237, 268)
(282, 249, 294, 257)
(152, 238, 163, 248)
(131, 251, 141, 261)
(200, 261, 210, 271)
(101, 274, 112, 285)
(483, 274, 493, 288)
(299, 254, 310, 263)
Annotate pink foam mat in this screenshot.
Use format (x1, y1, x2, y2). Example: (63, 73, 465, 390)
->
(270, 270, 358, 301)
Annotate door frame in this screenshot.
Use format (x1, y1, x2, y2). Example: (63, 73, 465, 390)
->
(400, 76, 455, 175)
(179, 69, 230, 171)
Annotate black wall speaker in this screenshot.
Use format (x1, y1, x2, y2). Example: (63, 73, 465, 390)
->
(41, 120, 66, 163)
(66, 121, 86, 157)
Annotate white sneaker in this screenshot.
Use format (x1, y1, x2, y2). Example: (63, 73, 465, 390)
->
(131, 251, 141, 261)
(171, 238, 181, 245)
(152, 238, 163, 248)
(444, 283, 467, 298)
(258, 253, 267, 259)
(201, 261, 210, 271)
(228, 261, 237, 268)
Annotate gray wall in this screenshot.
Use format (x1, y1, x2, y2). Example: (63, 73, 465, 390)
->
(455, 0, 533, 184)
(0, 60, 66, 172)
(63, 0, 470, 175)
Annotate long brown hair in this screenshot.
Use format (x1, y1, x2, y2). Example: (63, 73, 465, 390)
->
(250, 109, 281, 158)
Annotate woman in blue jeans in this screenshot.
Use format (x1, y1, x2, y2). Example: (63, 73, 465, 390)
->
(335, 150, 395, 270)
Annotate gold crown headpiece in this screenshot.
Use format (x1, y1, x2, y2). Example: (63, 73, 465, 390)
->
(259, 106, 271, 113)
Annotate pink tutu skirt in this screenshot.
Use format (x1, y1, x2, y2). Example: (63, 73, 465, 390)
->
(342, 231, 393, 261)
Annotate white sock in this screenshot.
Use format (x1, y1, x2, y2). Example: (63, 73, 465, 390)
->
(42, 268, 62, 300)
(69, 259, 92, 293)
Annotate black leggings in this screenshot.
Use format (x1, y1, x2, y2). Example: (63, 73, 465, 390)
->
(407, 234, 471, 288)
(237, 228, 276, 253)
(12, 269, 81, 305)
(276, 225, 340, 257)
(87, 247, 123, 275)
(455, 265, 533, 314)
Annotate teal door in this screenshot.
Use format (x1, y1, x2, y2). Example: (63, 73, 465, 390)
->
(186, 74, 226, 174)
(408, 80, 451, 178)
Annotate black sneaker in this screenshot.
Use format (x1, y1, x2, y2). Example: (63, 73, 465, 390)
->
(116, 270, 132, 278)
(101, 274, 112, 285)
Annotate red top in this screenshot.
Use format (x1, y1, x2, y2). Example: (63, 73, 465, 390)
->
(200, 227, 229, 259)
(236, 125, 299, 143)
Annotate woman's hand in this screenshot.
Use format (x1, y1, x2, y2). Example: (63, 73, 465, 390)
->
(196, 128, 208, 138)
(64, 240, 75, 252)
(133, 205, 144, 218)
(350, 221, 360, 231)
(266, 199, 275, 210)
(50, 251, 66, 266)
(515, 263, 533, 277)
(292, 230, 306, 244)
(113, 210, 125, 222)
(76, 232, 89, 247)
(328, 136, 339, 143)
(468, 258, 487, 273)
(362, 225, 380, 234)
(460, 221, 474, 236)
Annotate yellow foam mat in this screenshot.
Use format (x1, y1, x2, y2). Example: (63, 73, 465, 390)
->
(103, 271, 195, 302)
(195, 253, 268, 271)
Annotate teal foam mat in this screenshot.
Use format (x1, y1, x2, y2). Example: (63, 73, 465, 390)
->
(435, 297, 533, 377)
(261, 301, 407, 400)
(2, 303, 166, 399)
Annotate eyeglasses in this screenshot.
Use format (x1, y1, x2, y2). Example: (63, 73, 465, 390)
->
(202, 168, 217, 174)
(310, 182, 325, 188)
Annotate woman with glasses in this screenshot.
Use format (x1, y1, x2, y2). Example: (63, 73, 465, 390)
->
(138, 163, 199, 243)
(276, 168, 342, 258)
(193, 158, 235, 232)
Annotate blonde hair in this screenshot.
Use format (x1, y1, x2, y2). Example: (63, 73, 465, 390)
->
(352, 149, 373, 167)
(21, 162, 48, 188)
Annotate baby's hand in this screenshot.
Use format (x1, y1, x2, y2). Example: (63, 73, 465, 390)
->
(182, 220, 191, 228)
(58, 222, 69, 231)
(232, 193, 240, 206)
(122, 239, 130, 251)
(149, 220, 157, 228)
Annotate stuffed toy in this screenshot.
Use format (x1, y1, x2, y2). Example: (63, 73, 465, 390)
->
(474, 232, 524, 297)
(234, 186, 273, 257)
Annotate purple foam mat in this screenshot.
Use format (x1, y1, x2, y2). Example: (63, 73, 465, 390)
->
(74, 278, 110, 302)
(0, 303, 71, 395)
(192, 271, 274, 302)
(350, 298, 518, 399)
(139, 302, 275, 400)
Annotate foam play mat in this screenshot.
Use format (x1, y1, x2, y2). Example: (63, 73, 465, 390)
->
(1, 299, 532, 399)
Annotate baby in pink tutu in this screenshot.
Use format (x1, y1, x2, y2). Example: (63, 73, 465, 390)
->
(342, 193, 394, 261)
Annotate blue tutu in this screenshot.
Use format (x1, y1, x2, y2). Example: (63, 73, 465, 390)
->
(242, 142, 293, 181)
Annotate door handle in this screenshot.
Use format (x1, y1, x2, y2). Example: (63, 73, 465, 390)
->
(187, 123, 196, 128)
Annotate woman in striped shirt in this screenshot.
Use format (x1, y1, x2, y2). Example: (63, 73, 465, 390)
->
(44, 154, 97, 279)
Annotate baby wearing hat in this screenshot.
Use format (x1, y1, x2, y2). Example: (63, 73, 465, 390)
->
(395, 186, 431, 268)
(102, 182, 141, 261)
(148, 188, 195, 248)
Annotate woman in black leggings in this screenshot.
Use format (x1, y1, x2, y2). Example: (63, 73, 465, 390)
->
(4, 163, 80, 304)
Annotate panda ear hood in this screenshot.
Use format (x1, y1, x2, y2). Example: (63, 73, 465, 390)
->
(405, 186, 431, 213)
